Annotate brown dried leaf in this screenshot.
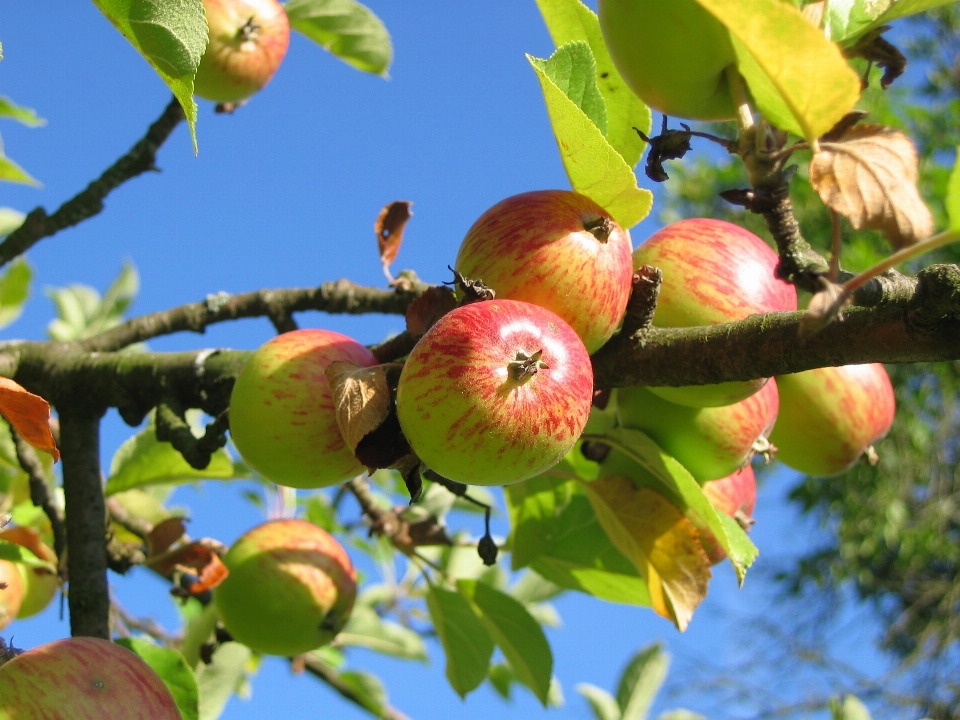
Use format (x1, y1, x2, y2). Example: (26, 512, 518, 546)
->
(325, 361, 392, 452)
(585, 477, 711, 631)
(811, 124, 935, 250)
(405, 286, 457, 336)
(147, 540, 229, 594)
(799, 278, 851, 337)
(147, 517, 187, 557)
(0, 378, 59, 462)
(375, 201, 413, 273)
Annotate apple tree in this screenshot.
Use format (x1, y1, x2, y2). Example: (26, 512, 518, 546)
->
(0, 1, 959, 718)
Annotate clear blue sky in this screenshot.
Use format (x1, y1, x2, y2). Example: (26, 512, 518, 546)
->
(0, 3, 896, 718)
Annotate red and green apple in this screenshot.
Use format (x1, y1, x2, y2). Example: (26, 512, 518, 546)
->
(0, 526, 57, 619)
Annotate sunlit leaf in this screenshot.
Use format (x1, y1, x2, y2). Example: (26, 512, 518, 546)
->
(337, 670, 388, 716)
(285, 0, 393, 76)
(577, 683, 621, 720)
(116, 638, 199, 720)
(91, 0, 205, 152)
(833, 693, 873, 720)
(947, 146, 960, 231)
(528, 50, 652, 228)
(0, 539, 55, 571)
(0, 258, 31, 330)
(197, 642, 251, 720)
(459, 579, 554, 706)
(0, 155, 40, 187)
(825, 0, 959, 43)
(426, 584, 494, 698)
(335, 604, 428, 661)
(534, 0, 650, 166)
(46, 262, 140, 341)
(535, 42, 607, 134)
(617, 643, 669, 720)
(695, 0, 860, 142)
(0, 97, 45, 127)
(0, 209, 24, 238)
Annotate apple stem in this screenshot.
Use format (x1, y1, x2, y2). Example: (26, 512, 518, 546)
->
(583, 216, 614, 243)
(725, 65, 755, 136)
(842, 227, 960, 297)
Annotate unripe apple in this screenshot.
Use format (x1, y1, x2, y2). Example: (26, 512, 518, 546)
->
(633, 218, 797, 407)
(454, 190, 634, 354)
(0, 526, 58, 618)
(0, 637, 181, 719)
(598, 0, 738, 121)
(769, 363, 896, 477)
(396, 299, 594, 486)
(229, 329, 378, 489)
(0, 561, 22, 631)
(214, 519, 357, 656)
(618, 379, 778, 482)
(194, 0, 290, 103)
(699, 466, 757, 564)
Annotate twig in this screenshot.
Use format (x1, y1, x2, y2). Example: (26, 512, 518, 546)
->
(0, 97, 185, 269)
(11, 429, 66, 565)
(299, 654, 414, 720)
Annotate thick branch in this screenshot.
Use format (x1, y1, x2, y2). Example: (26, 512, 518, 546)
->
(81, 279, 427, 353)
(0, 97, 185, 268)
(60, 410, 109, 639)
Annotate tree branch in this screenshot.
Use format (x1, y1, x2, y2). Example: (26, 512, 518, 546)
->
(0, 97, 185, 269)
(298, 654, 413, 720)
(11, 430, 66, 565)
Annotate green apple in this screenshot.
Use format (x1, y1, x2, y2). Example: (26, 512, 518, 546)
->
(229, 329, 378, 489)
(396, 299, 594, 486)
(618, 379, 778, 482)
(599, 0, 738, 121)
(0, 526, 57, 618)
(194, 0, 290, 104)
(769, 363, 896, 477)
(633, 218, 797, 407)
(0, 637, 181, 719)
(214, 519, 357, 656)
(454, 190, 634, 353)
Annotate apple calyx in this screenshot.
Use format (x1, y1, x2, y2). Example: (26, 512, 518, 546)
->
(508, 349, 548, 382)
(445, 266, 495, 304)
(237, 16, 260, 42)
(0, 637, 22, 667)
(583, 216, 614, 243)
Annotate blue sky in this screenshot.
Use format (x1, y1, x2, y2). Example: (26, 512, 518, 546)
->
(0, 3, 897, 718)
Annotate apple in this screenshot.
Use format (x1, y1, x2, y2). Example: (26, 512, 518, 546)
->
(0, 637, 181, 719)
(699, 466, 757, 564)
(454, 190, 634, 354)
(633, 218, 797, 407)
(618, 379, 778, 482)
(229, 329, 378, 489)
(598, 0, 738, 121)
(194, 0, 290, 104)
(0, 526, 58, 618)
(396, 299, 594, 486)
(769, 363, 896, 477)
(0, 561, 22, 631)
(214, 519, 357, 656)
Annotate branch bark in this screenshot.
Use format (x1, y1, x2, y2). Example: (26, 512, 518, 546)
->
(0, 97, 185, 269)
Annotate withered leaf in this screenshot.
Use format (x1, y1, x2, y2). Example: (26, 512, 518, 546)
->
(799, 278, 851, 337)
(405, 286, 457, 336)
(147, 540, 229, 594)
(0, 378, 59, 462)
(375, 200, 413, 277)
(325, 361, 392, 452)
(147, 517, 187, 558)
(584, 477, 711, 631)
(811, 123, 934, 250)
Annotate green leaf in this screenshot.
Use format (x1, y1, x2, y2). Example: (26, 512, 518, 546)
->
(617, 643, 669, 720)
(0, 155, 40, 187)
(655, 712, 708, 720)
(335, 604, 428, 660)
(116, 638, 199, 720)
(488, 663, 516, 700)
(284, 0, 393, 76)
(601, 428, 758, 583)
(695, 0, 861, 142)
(181, 601, 219, 669)
(0, 209, 24, 237)
(91, 0, 205, 152)
(337, 670, 388, 716)
(948, 146, 960, 231)
(576, 683, 621, 720)
(425, 584, 494, 698)
(105, 415, 236, 496)
(45, 262, 140, 341)
(833, 694, 872, 720)
(506, 467, 652, 606)
(0, 539, 54, 571)
(0, 258, 31, 330)
(533, 42, 607, 135)
(458, 580, 554, 706)
(0, 97, 45, 127)
(196, 642, 251, 720)
(528, 50, 652, 229)
(508, 570, 564, 604)
(109, 488, 177, 527)
(825, 0, 959, 43)
(534, 0, 650, 167)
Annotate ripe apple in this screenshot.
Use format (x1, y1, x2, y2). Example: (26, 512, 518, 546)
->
(633, 218, 797, 407)
(214, 519, 357, 656)
(194, 0, 290, 103)
(769, 363, 896, 477)
(0, 637, 181, 719)
(229, 329, 378, 489)
(598, 0, 738, 121)
(0, 526, 58, 618)
(698, 466, 757, 564)
(396, 299, 594, 486)
(454, 190, 634, 354)
(0, 560, 22, 631)
(618, 379, 778, 482)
